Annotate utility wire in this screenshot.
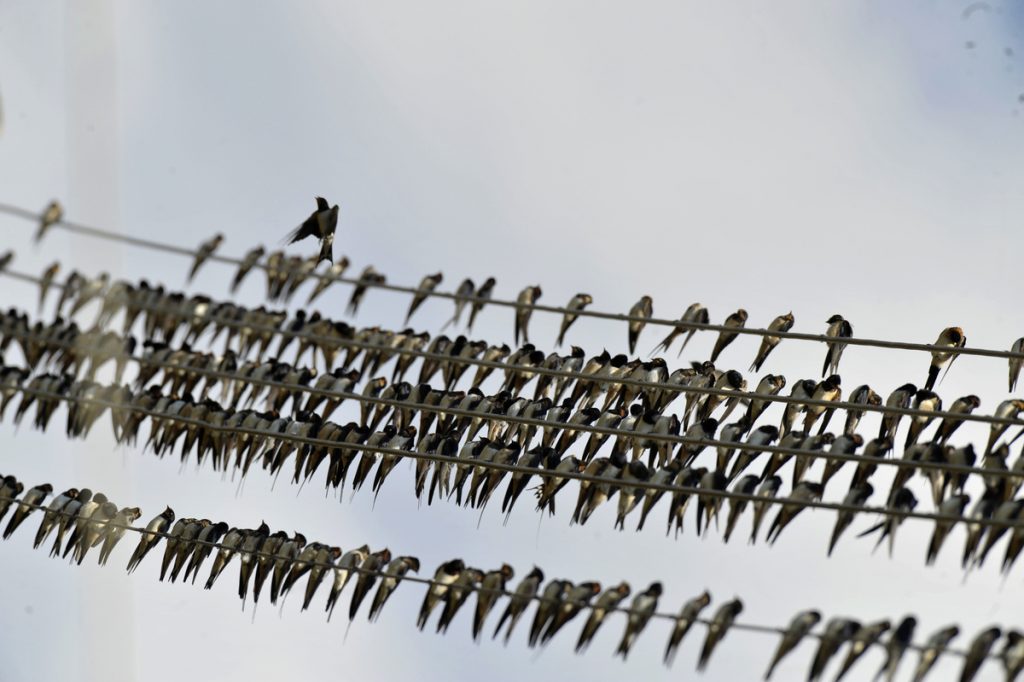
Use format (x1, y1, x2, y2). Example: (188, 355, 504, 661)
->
(1, 493, 982, 662)
(2, 202, 1022, 362)
(3, 267, 1024, 432)
(9, 380, 1024, 532)
(3, 324, 1022, 485)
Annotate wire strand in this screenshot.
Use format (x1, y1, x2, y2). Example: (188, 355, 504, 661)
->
(2, 202, 1022, 362)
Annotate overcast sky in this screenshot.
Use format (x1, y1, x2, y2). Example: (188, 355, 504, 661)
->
(1, 2, 1023, 681)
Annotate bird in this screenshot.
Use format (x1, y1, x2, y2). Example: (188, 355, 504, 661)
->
(764, 609, 821, 680)
(34, 200, 63, 242)
(766, 481, 824, 545)
(347, 265, 385, 316)
(698, 599, 743, 671)
(575, 582, 631, 653)
(827, 483, 874, 556)
(555, 293, 592, 347)
(492, 566, 543, 643)
(926, 494, 970, 565)
(417, 559, 465, 630)
(368, 555, 419, 622)
(875, 616, 917, 682)
(710, 309, 748, 363)
(749, 312, 794, 372)
(663, 590, 711, 666)
(1010, 338, 1024, 392)
(807, 618, 860, 681)
(284, 197, 339, 263)
(230, 246, 265, 293)
(878, 383, 917, 442)
(934, 395, 981, 445)
(2, 483, 52, 540)
(958, 627, 1001, 682)
(925, 326, 966, 391)
(514, 286, 543, 345)
(472, 564, 514, 639)
(467, 277, 496, 331)
(38, 262, 60, 313)
(910, 625, 959, 682)
(125, 506, 175, 574)
(822, 314, 852, 377)
(443, 279, 475, 330)
(627, 296, 654, 355)
(187, 234, 224, 282)
(348, 548, 393, 620)
(405, 272, 443, 324)
(834, 619, 891, 681)
(615, 582, 662, 659)
(305, 257, 349, 304)
(651, 303, 709, 357)
(1002, 631, 1024, 682)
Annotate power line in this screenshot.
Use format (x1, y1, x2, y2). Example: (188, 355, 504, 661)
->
(1, 493, 983, 662)
(9, 380, 1024, 533)
(2, 202, 1023, 362)
(3, 267, 1024, 433)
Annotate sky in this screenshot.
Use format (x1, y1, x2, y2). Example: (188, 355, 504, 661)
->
(1, 1, 1023, 681)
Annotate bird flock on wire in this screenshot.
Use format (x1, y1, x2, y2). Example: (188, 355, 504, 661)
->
(0, 197, 1023, 680)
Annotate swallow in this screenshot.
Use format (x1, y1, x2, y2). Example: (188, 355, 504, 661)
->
(961, 491, 998, 569)
(614, 581, 661, 659)
(1002, 631, 1024, 682)
(822, 314, 852, 377)
(38, 262, 60, 313)
(904, 390, 941, 448)
(95, 506, 142, 566)
(710, 309, 748, 363)
(652, 303, 709, 357)
(32, 488, 77, 550)
(764, 609, 821, 680)
(514, 285, 543, 345)
(728, 426, 779, 482)
(825, 483, 873, 555)
(228, 245, 265, 293)
(857, 487, 917, 556)
(834, 620, 891, 681)
(405, 272, 443, 324)
(723, 475, 759, 543)
(368, 555, 419, 622)
(541, 580, 601, 645)
(576, 582, 631, 653)
(34, 200, 63, 242)
(1011, 338, 1024, 392)
(749, 312, 794, 372)
(442, 278, 475, 330)
(472, 564, 514, 639)
(528, 579, 570, 647)
(187, 233, 224, 282)
(749, 476, 782, 544)
(417, 559, 465, 630)
(302, 257, 348, 305)
(697, 598, 743, 671)
(766, 481, 824, 545)
(910, 625, 959, 682)
(615, 461, 651, 530)
(0, 251, 12, 273)
(625, 296, 654, 355)
(807, 617, 860, 681)
(875, 616, 917, 682)
(467, 277, 496, 331)
(3, 483, 52, 540)
(935, 395, 981, 445)
(662, 590, 711, 665)
(58, 489, 102, 559)
(323, 544, 368, 620)
(975, 499, 1024, 568)
(347, 265, 385, 316)
(184, 522, 231, 584)
(844, 384, 880, 436)
(555, 293, 592, 347)
(986, 399, 1024, 455)
(878, 383, 917, 442)
(802, 374, 842, 435)
(348, 548, 393, 620)
(925, 326, 966, 391)
(493, 566, 544, 643)
(779, 381, 815, 437)
(285, 196, 338, 263)
(204, 526, 244, 590)
(959, 627, 1001, 682)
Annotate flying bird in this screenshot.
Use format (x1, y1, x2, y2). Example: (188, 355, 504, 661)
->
(284, 197, 339, 263)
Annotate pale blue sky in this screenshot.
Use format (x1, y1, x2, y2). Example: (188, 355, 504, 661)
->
(0, 2, 1022, 680)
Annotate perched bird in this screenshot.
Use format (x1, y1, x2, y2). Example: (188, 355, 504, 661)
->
(32, 488, 78, 550)
(541, 580, 601, 645)
(285, 197, 339, 263)
(615, 582, 662, 659)
(1010, 338, 1024, 392)
(910, 625, 959, 682)
(627, 296, 654, 355)
(924, 326, 966, 391)
(443, 279, 475, 330)
(934, 395, 981, 445)
(822, 314, 853, 377)
(347, 265, 385, 315)
(230, 246, 265, 293)
(405, 272, 443, 324)
(904, 390, 941, 448)
(305, 257, 349, 304)
(368, 555, 420, 622)
(764, 609, 821, 680)
(663, 591, 712, 666)
(827, 483, 874, 556)
(807, 618, 860, 682)
(878, 383, 917, 442)
(417, 559, 465, 630)
(493, 566, 544, 643)
(875, 616, 917, 682)
(710, 309, 748, 363)
(556, 293, 592, 347)
(472, 564, 514, 639)
(749, 312, 794, 372)
(1001, 630, 1024, 682)
(34, 200, 63, 242)
(834, 620, 891, 681)
(697, 599, 743, 671)
(38, 262, 60, 312)
(514, 286, 543, 345)
(576, 582, 631, 653)
(466, 277, 496, 331)
(858, 487, 917, 557)
(3, 483, 52, 540)
(652, 303, 709, 357)
(958, 627, 1001, 682)
(766, 481, 824, 545)
(125, 506, 175, 574)
(188, 234, 224, 282)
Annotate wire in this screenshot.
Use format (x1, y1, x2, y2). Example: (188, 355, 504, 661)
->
(2, 202, 1022, 362)
(9, 380, 1024, 533)
(4, 267, 1024, 433)
(1, 485, 982, 662)
(4, 323, 1022, 486)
